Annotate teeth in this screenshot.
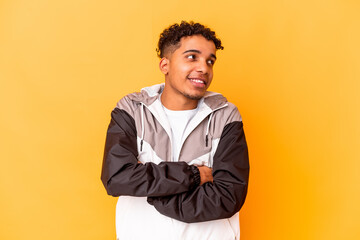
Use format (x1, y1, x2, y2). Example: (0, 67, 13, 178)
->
(190, 78, 205, 84)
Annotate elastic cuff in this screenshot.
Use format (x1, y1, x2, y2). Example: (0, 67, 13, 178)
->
(189, 165, 200, 189)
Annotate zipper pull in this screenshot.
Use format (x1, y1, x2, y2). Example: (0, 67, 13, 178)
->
(140, 139, 143, 151)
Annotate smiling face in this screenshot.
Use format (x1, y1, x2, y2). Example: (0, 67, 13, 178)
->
(159, 35, 217, 110)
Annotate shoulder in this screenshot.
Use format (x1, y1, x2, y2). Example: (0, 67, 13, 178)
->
(114, 95, 135, 117)
(115, 91, 147, 116)
(115, 87, 159, 112)
(224, 102, 242, 123)
(204, 92, 242, 124)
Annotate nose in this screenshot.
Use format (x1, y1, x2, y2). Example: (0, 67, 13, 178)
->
(195, 59, 210, 74)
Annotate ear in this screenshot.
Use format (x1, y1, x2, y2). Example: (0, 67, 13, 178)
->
(159, 57, 169, 75)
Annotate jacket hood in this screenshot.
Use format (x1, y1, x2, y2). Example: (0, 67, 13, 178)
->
(127, 83, 228, 111)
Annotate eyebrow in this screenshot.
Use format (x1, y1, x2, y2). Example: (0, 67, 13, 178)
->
(182, 49, 217, 60)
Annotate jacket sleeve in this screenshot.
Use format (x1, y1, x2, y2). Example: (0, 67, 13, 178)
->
(101, 107, 201, 197)
(147, 121, 249, 223)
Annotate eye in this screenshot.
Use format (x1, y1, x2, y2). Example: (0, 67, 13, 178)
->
(187, 54, 196, 60)
(207, 59, 215, 65)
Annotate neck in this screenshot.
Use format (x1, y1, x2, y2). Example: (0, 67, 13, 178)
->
(161, 89, 199, 110)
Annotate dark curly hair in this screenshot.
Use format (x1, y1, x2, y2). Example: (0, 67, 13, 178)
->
(156, 21, 224, 58)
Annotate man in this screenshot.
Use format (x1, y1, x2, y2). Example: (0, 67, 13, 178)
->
(101, 21, 249, 240)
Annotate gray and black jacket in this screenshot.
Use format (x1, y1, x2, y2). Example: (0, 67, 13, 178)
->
(101, 83, 249, 239)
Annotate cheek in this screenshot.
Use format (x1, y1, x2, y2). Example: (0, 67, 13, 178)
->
(170, 62, 191, 74)
(208, 69, 214, 79)
(179, 64, 193, 74)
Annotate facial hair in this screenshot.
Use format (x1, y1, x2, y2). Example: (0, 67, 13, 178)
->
(183, 92, 203, 101)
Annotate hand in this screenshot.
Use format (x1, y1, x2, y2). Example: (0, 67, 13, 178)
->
(197, 165, 213, 185)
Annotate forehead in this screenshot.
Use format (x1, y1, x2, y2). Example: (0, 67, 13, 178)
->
(176, 35, 216, 55)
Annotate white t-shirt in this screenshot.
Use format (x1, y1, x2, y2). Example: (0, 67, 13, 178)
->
(161, 97, 198, 162)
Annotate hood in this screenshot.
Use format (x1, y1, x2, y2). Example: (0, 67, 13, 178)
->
(127, 83, 228, 111)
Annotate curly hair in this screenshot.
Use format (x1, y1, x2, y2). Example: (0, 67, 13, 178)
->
(156, 21, 224, 58)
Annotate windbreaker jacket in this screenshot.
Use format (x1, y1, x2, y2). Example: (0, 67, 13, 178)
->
(101, 83, 249, 240)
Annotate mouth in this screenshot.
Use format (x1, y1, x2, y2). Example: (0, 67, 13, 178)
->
(188, 78, 207, 88)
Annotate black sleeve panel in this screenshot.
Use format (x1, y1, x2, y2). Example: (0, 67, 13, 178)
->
(147, 121, 249, 223)
(101, 108, 200, 197)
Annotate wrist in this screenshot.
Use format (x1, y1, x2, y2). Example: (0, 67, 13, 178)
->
(189, 165, 200, 189)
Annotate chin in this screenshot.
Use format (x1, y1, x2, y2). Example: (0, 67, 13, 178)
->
(183, 93, 204, 100)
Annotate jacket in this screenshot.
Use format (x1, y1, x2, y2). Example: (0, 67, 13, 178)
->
(101, 83, 250, 240)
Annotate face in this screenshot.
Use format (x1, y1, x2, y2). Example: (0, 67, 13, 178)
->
(160, 35, 217, 102)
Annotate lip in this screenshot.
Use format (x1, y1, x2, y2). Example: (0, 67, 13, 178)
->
(188, 77, 207, 88)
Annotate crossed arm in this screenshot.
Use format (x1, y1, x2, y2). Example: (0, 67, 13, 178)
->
(101, 108, 212, 197)
(101, 108, 249, 222)
(147, 121, 249, 223)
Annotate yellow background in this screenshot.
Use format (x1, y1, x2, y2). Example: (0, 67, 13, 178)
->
(1, 0, 359, 239)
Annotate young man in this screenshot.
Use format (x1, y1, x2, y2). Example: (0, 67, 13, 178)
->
(101, 21, 249, 240)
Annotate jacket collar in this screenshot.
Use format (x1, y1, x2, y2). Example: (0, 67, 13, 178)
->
(134, 83, 229, 157)
(128, 83, 228, 111)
